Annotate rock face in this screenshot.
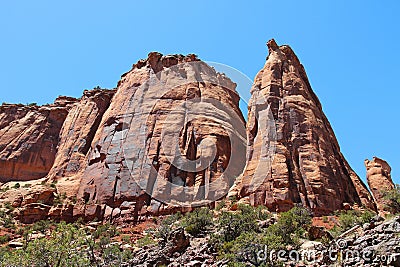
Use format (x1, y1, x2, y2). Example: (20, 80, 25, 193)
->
(46, 89, 115, 199)
(365, 157, 395, 215)
(0, 97, 76, 182)
(0, 41, 392, 223)
(233, 39, 376, 215)
(75, 53, 246, 220)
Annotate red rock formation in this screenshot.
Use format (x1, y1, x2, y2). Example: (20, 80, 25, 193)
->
(0, 43, 385, 223)
(46, 89, 115, 199)
(75, 53, 246, 221)
(233, 39, 376, 215)
(365, 157, 395, 215)
(0, 97, 76, 182)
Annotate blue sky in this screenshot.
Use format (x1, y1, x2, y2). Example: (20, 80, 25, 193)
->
(0, 1, 398, 184)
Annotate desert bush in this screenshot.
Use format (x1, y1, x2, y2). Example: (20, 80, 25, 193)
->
(0, 235, 10, 244)
(216, 204, 260, 243)
(181, 207, 213, 237)
(156, 212, 182, 245)
(267, 206, 312, 245)
(0, 221, 132, 267)
(382, 183, 400, 214)
(330, 209, 375, 237)
(213, 205, 310, 266)
(136, 235, 157, 248)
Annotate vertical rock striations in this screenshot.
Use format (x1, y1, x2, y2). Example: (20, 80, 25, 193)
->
(0, 98, 76, 182)
(46, 89, 115, 198)
(0, 42, 390, 222)
(365, 157, 395, 215)
(75, 53, 245, 221)
(234, 39, 376, 215)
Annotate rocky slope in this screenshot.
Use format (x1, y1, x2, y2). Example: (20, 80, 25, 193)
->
(231, 39, 376, 215)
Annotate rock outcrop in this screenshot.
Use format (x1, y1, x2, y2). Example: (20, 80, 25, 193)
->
(75, 53, 246, 221)
(365, 157, 395, 215)
(0, 41, 392, 223)
(232, 39, 376, 215)
(0, 97, 76, 182)
(46, 89, 115, 199)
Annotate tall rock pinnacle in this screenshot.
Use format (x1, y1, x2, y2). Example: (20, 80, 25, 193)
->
(365, 157, 395, 215)
(234, 39, 376, 215)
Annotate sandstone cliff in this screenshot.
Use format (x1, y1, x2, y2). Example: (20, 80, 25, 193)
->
(75, 53, 246, 221)
(0, 41, 388, 223)
(365, 157, 395, 215)
(0, 97, 76, 182)
(46, 89, 115, 201)
(232, 39, 376, 215)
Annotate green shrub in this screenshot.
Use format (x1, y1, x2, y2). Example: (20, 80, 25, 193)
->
(2, 216, 15, 230)
(216, 200, 226, 211)
(181, 207, 213, 237)
(0, 221, 132, 266)
(156, 212, 182, 245)
(382, 183, 400, 214)
(136, 235, 156, 248)
(0, 186, 9, 192)
(13, 183, 20, 189)
(216, 204, 259, 243)
(0, 235, 10, 244)
(268, 206, 312, 246)
(32, 220, 51, 234)
(213, 205, 310, 266)
(330, 209, 376, 237)
(4, 202, 14, 211)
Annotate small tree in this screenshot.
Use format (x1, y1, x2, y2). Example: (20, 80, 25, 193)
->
(181, 207, 213, 237)
(382, 183, 400, 214)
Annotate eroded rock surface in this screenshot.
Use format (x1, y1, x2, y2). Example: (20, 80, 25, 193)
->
(232, 39, 376, 215)
(46, 89, 115, 200)
(365, 157, 395, 215)
(0, 97, 76, 182)
(75, 53, 246, 221)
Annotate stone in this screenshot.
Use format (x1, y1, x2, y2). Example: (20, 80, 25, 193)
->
(231, 39, 376, 215)
(75, 53, 246, 219)
(308, 225, 333, 241)
(8, 241, 24, 248)
(0, 180, 55, 208)
(365, 157, 395, 215)
(46, 89, 115, 200)
(0, 98, 75, 182)
(17, 203, 51, 224)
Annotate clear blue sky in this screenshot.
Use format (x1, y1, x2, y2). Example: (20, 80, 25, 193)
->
(1, 1, 398, 184)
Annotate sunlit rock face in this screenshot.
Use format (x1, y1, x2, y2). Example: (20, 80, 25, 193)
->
(231, 39, 376, 215)
(365, 157, 395, 215)
(74, 53, 246, 221)
(0, 97, 76, 182)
